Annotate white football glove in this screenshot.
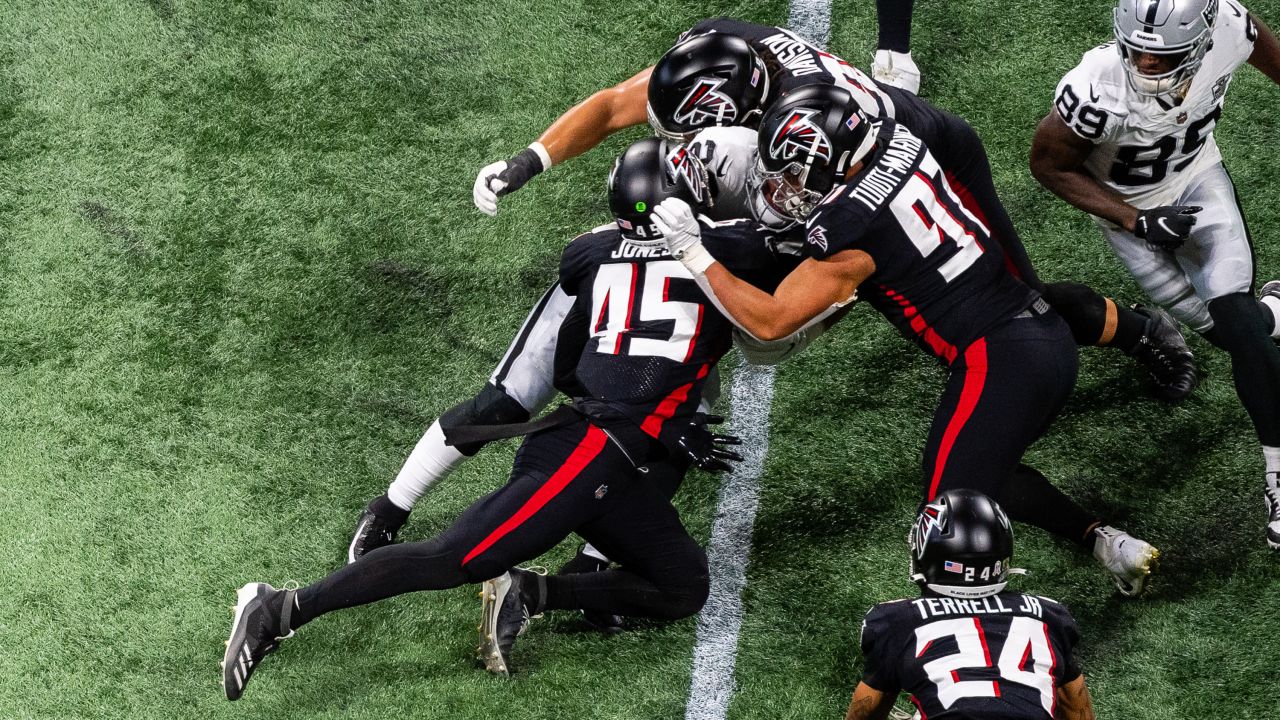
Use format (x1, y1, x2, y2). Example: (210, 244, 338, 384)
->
(872, 50, 921, 95)
(652, 198, 715, 274)
(472, 160, 508, 216)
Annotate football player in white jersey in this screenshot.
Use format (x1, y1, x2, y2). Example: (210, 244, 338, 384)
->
(1031, 0, 1280, 549)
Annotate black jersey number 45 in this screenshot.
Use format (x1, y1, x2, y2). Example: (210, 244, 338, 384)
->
(590, 260, 703, 362)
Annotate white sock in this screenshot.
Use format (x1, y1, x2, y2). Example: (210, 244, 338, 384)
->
(387, 420, 467, 511)
(1264, 446, 1280, 488)
(1260, 295, 1280, 339)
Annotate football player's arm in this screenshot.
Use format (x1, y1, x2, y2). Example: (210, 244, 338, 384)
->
(1029, 111, 1140, 232)
(1247, 15, 1280, 85)
(473, 67, 652, 215)
(700, 251, 869, 341)
(1054, 675, 1096, 720)
(844, 682, 897, 720)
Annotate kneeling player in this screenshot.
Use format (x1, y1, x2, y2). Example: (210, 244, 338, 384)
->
(220, 138, 799, 699)
(848, 489, 1095, 720)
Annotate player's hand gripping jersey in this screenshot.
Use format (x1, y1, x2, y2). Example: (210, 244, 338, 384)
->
(682, 17, 897, 120)
(804, 120, 1038, 362)
(860, 592, 1082, 720)
(1053, 0, 1258, 207)
(556, 218, 796, 454)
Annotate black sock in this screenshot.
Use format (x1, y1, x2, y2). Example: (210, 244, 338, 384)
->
(996, 465, 1101, 550)
(1111, 306, 1148, 354)
(370, 493, 410, 526)
(876, 0, 914, 52)
(1203, 294, 1280, 446)
(520, 570, 547, 615)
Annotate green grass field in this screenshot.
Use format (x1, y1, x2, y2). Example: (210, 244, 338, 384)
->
(2, 0, 1278, 717)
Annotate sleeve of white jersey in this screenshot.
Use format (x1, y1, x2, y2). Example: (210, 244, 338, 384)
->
(1216, 0, 1259, 68)
(1052, 54, 1122, 145)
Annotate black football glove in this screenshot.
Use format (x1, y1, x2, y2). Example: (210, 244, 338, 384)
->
(495, 147, 546, 197)
(676, 413, 743, 473)
(1133, 205, 1202, 250)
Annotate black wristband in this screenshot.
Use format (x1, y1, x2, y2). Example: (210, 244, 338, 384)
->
(495, 148, 545, 197)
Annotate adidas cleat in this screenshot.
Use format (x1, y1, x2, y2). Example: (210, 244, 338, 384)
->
(221, 582, 295, 700)
(1093, 526, 1159, 596)
(476, 569, 538, 676)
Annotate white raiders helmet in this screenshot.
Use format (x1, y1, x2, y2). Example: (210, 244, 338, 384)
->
(1113, 0, 1218, 97)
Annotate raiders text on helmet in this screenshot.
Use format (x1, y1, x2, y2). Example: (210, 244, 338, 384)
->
(1113, 0, 1217, 97)
(647, 33, 771, 142)
(608, 137, 709, 241)
(749, 84, 876, 223)
(908, 489, 1023, 599)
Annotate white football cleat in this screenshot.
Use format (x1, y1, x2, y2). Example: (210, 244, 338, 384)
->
(872, 49, 922, 94)
(1093, 525, 1159, 596)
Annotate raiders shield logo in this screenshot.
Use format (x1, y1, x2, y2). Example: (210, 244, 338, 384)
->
(1212, 75, 1229, 101)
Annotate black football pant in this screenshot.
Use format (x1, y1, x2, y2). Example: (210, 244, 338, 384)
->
(292, 418, 709, 627)
(922, 308, 1100, 547)
(882, 84, 1141, 349)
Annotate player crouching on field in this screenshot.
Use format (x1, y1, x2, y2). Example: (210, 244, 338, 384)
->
(220, 138, 805, 700)
(847, 490, 1096, 720)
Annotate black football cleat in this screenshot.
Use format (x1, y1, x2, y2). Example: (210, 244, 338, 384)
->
(347, 496, 407, 564)
(476, 569, 540, 676)
(1130, 304, 1197, 402)
(221, 582, 295, 701)
(1265, 479, 1280, 551)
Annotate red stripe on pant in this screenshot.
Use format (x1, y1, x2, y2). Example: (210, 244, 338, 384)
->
(927, 338, 989, 500)
(461, 424, 609, 565)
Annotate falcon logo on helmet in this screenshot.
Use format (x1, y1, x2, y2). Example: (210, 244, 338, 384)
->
(768, 108, 833, 163)
(664, 144, 711, 205)
(909, 500, 946, 561)
(672, 77, 739, 127)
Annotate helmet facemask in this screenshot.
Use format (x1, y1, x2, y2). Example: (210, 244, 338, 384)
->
(1112, 0, 1215, 99)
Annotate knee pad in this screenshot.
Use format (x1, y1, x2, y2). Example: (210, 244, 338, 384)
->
(653, 544, 710, 620)
(1043, 281, 1108, 345)
(439, 383, 532, 456)
(1204, 293, 1270, 352)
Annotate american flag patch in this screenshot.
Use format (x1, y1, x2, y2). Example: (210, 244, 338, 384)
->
(845, 116, 859, 130)
(750, 68, 760, 87)
(943, 561, 964, 574)
(618, 218, 633, 230)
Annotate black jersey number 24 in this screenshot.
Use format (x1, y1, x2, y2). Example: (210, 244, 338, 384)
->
(915, 616, 1057, 715)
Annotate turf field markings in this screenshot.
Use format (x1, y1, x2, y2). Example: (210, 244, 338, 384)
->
(683, 7, 830, 719)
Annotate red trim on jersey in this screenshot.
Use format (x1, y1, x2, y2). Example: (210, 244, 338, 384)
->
(461, 425, 608, 565)
(910, 695, 928, 720)
(882, 287, 959, 364)
(594, 290, 611, 334)
(1043, 620, 1060, 717)
(1019, 643, 1033, 672)
(944, 169, 1021, 279)
(913, 200, 947, 245)
(640, 363, 710, 437)
(618, 263, 639, 354)
(973, 618, 1000, 697)
(916, 639, 935, 658)
(683, 304, 705, 363)
(927, 338, 989, 500)
(914, 171, 985, 253)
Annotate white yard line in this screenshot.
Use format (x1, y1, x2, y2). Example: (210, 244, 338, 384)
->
(683, 6, 832, 719)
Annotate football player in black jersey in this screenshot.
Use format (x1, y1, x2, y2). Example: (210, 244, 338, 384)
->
(848, 489, 1095, 720)
(219, 138, 799, 700)
(656, 85, 1159, 597)
(472, 16, 1196, 400)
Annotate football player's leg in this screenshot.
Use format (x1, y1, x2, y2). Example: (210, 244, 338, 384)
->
(873, 0, 920, 93)
(922, 311, 1097, 543)
(1176, 166, 1280, 546)
(542, 478, 710, 622)
(350, 285, 572, 562)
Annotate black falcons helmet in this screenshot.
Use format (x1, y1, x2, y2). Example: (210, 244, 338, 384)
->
(753, 84, 876, 221)
(647, 33, 771, 142)
(908, 489, 1023, 599)
(607, 137, 710, 241)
